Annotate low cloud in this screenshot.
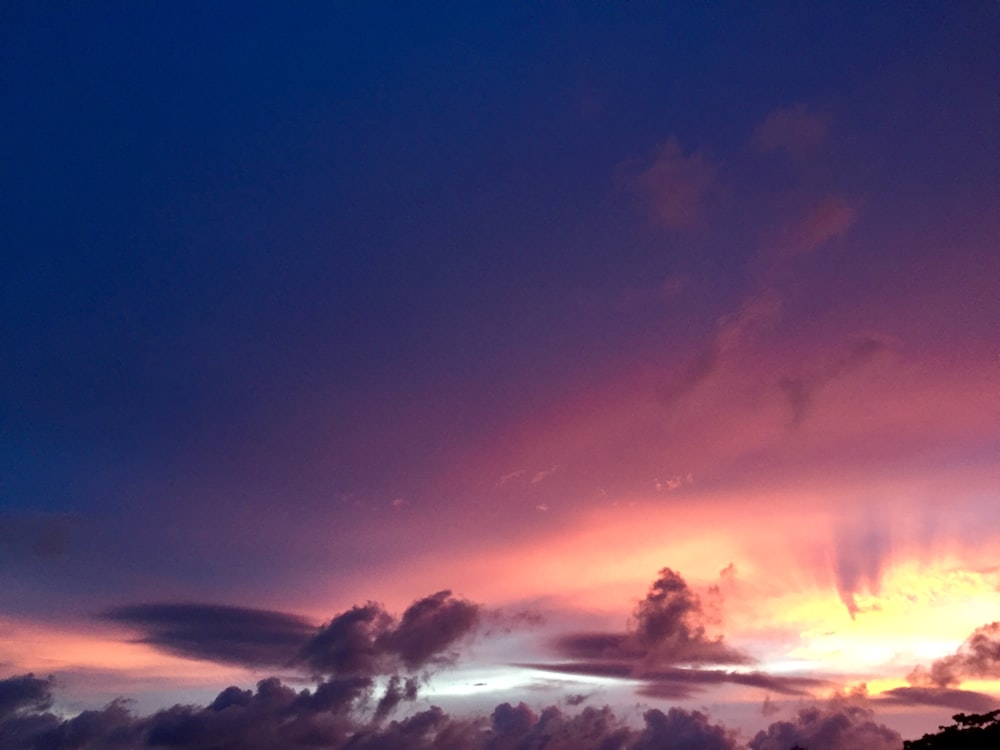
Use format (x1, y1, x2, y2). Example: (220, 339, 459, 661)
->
(780, 336, 888, 429)
(877, 686, 996, 712)
(102, 603, 316, 668)
(748, 703, 901, 750)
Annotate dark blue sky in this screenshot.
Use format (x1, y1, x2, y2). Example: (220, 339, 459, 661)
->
(1, 4, 999, 741)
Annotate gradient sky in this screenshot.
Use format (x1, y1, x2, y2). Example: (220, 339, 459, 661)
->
(2, 3, 999, 749)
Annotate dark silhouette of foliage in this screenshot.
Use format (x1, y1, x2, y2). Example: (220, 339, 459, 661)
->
(903, 709, 1000, 749)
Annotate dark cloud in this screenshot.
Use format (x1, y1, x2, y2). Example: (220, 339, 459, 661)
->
(634, 707, 738, 750)
(877, 686, 996, 713)
(102, 591, 480, 679)
(101, 603, 316, 668)
(301, 591, 480, 678)
(0, 671, 950, 750)
(374, 675, 420, 722)
(0, 673, 54, 721)
(553, 568, 748, 671)
(522, 570, 817, 704)
(908, 621, 1000, 688)
(625, 137, 718, 230)
(748, 703, 902, 750)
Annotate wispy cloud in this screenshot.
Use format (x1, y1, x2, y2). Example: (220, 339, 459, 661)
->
(751, 104, 830, 156)
(625, 137, 718, 229)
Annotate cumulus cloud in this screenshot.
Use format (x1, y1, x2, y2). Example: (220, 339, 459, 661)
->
(751, 104, 829, 156)
(908, 621, 1000, 688)
(0, 670, 941, 750)
(748, 703, 901, 750)
(628, 137, 718, 229)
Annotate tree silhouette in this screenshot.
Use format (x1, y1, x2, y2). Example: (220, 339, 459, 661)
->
(903, 709, 1000, 749)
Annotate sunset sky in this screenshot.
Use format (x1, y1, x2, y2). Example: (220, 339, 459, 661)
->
(2, 3, 999, 748)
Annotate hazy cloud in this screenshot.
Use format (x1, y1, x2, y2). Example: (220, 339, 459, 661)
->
(102, 603, 316, 668)
(628, 137, 717, 229)
(751, 104, 829, 156)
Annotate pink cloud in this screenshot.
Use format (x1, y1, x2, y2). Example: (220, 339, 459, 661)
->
(766, 194, 858, 258)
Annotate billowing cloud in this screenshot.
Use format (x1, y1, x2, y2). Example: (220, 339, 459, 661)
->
(629, 137, 717, 229)
(553, 568, 747, 669)
(751, 104, 829, 156)
(908, 621, 1000, 688)
(301, 590, 480, 677)
(748, 703, 901, 750)
(101, 603, 316, 668)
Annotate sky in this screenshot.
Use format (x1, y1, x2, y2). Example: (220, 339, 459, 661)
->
(1, 2, 999, 748)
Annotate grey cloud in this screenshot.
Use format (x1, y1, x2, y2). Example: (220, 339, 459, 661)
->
(0, 671, 945, 750)
(0, 673, 53, 721)
(877, 686, 996, 712)
(748, 704, 901, 750)
(301, 591, 480, 678)
(102, 591, 480, 679)
(101, 603, 316, 668)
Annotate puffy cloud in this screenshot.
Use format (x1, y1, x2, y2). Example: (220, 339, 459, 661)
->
(0, 673, 53, 720)
(908, 621, 1000, 688)
(633, 707, 738, 750)
(748, 703, 901, 750)
(102, 591, 480, 679)
(301, 591, 480, 677)
(0, 671, 947, 750)
(522, 569, 807, 703)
